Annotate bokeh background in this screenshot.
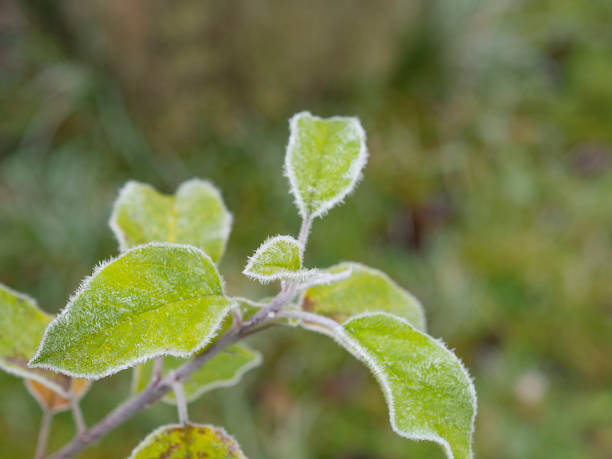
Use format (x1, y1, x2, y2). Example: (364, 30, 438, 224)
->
(1, 1, 611, 458)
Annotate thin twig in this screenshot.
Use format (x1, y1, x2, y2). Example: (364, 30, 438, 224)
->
(172, 378, 189, 424)
(35, 410, 53, 459)
(276, 310, 339, 332)
(152, 357, 164, 384)
(70, 399, 86, 435)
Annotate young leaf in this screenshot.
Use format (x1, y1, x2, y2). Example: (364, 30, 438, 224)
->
(330, 313, 476, 459)
(25, 378, 91, 413)
(299, 262, 426, 330)
(285, 111, 368, 219)
(29, 243, 232, 379)
(243, 236, 304, 282)
(0, 284, 75, 396)
(110, 179, 232, 262)
(132, 344, 262, 404)
(129, 423, 247, 459)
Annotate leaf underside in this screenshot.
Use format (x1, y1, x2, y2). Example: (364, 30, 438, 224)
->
(285, 111, 367, 219)
(0, 284, 75, 396)
(25, 378, 91, 413)
(129, 423, 247, 459)
(300, 262, 426, 330)
(110, 179, 232, 262)
(29, 243, 231, 379)
(132, 344, 261, 404)
(337, 313, 476, 459)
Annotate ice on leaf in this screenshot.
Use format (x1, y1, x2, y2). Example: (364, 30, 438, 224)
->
(132, 344, 261, 404)
(29, 243, 232, 379)
(129, 423, 247, 459)
(110, 179, 232, 262)
(285, 111, 368, 219)
(300, 262, 425, 330)
(335, 313, 476, 459)
(0, 284, 77, 396)
(25, 377, 91, 413)
(243, 236, 305, 283)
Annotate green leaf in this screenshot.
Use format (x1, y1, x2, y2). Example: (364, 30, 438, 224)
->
(0, 284, 75, 396)
(285, 111, 368, 219)
(29, 243, 232, 379)
(110, 179, 232, 262)
(129, 423, 247, 459)
(299, 262, 426, 331)
(243, 236, 304, 282)
(332, 313, 476, 459)
(132, 344, 262, 403)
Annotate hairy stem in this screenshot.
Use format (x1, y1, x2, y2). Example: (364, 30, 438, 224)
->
(35, 410, 52, 459)
(277, 310, 339, 332)
(70, 399, 86, 435)
(172, 379, 189, 424)
(152, 357, 163, 383)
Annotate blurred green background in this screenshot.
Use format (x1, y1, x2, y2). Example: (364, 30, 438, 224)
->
(1, 0, 611, 457)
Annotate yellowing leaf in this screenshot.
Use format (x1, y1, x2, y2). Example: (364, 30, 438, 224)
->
(0, 284, 76, 396)
(132, 344, 262, 403)
(129, 423, 247, 459)
(25, 377, 91, 413)
(335, 313, 476, 459)
(300, 262, 425, 330)
(29, 243, 231, 379)
(285, 111, 368, 219)
(110, 179, 232, 262)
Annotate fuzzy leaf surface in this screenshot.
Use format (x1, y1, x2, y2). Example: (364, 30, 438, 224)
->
(300, 263, 425, 330)
(110, 179, 232, 262)
(132, 344, 261, 403)
(243, 236, 304, 282)
(285, 111, 367, 218)
(29, 243, 231, 379)
(335, 313, 476, 459)
(129, 423, 246, 459)
(25, 377, 91, 413)
(0, 284, 76, 396)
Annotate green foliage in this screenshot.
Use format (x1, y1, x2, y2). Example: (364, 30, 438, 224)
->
(336, 313, 476, 459)
(132, 344, 261, 404)
(0, 284, 75, 396)
(285, 112, 368, 219)
(29, 243, 231, 379)
(299, 262, 426, 331)
(129, 423, 246, 459)
(243, 235, 304, 282)
(110, 179, 232, 262)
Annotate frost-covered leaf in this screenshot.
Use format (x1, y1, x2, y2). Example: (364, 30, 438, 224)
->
(300, 263, 425, 330)
(110, 179, 232, 262)
(331, 313, 476, 459)
(129, 423, 247, 459)
(25, 377, 91, 413)
(0, 284, 75, 396)
(132, 344, 261, 403)
(285, 111, 368, 219)
(29, 243, 231, 379)
(243, 236, 304, 282)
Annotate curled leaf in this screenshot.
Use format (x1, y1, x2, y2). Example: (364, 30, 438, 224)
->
(25, 377, 91, 413)
(243, 236, 304, 283)
(110, 179, 232, 262)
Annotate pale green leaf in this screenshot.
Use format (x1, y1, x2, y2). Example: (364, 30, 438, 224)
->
(243, 236, 304, 283)
(328, 313, 476, 459)
(110, 179, 232, 262)
(299, 262, 426, 331)
(129, 423, 247, 459)
(29, 243, 232, 379)
(285, 111, 368, 219)
(0, 284, 75, 396)
(132, 344, 261, 403)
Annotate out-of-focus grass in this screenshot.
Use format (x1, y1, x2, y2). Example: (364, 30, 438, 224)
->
(1, 0, 611, 457)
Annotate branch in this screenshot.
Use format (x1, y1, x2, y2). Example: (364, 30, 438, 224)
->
(35, 410, 53, 459)
(45, 288, 295, 459)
